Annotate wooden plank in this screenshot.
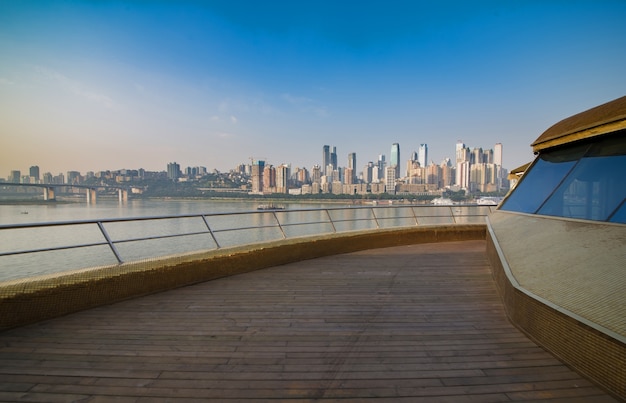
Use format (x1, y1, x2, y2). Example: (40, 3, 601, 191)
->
(0, 240, 616, 401)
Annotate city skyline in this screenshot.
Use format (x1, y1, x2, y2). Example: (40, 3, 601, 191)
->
(3, 140, 504, 181)
(2, 1, 626, 176)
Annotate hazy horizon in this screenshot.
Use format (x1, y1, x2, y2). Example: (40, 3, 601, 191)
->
(2, 1, 625, 176)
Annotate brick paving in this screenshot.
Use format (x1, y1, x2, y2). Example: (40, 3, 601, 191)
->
(0, 240, 617, 402)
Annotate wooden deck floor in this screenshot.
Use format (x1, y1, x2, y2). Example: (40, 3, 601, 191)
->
(0, 240, 617, 402)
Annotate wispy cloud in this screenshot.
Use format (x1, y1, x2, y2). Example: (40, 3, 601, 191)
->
(281, 93, 329, 118)
(33, 66, 116, 109)
(207, 114, 238, 124)
(282, 93, 313, 105)
(0, 78, 16, 86)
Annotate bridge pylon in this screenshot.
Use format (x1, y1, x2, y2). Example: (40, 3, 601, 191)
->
(86, 188, 97, 204)
(118, 189, 128, 202)
(44, 187, 56, 201)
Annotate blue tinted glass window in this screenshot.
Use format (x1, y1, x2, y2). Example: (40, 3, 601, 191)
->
(537, 154, 626, 220)
(499, 144, 588, 214)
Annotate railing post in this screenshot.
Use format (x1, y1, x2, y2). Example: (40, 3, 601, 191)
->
(370, 208, 380, 229)
(450, 206, 457, 224)
(272, 211, 287, 239)
(201, 215, 221, 249)
(325, 209, 337, 233)
(410, 206, 419, 226)
(96, 222, 123, 264)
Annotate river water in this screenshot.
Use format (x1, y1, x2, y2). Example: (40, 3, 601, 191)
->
(0, 199, 490, 283)
(0, 199, 377, 282)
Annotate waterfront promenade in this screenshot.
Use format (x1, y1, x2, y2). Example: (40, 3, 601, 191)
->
(0, 240, 616, 401)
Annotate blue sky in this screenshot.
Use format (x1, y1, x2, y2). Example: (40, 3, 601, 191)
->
(1, 0, 625, 177)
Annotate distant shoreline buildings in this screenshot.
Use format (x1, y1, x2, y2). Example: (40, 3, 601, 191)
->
(3, 141, 509, 197)
(244, 141, 509, 197)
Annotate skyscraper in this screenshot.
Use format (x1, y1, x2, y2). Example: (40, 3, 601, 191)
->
(347, 153, 356, 183)
(385, 165, 397, 194)
(167, 162, 180, 181)
(9, 170, 21, 183)
(494, 143, 503, 167)
(418, 144, 428, 167)
(251, 160, 265, 193)
(29, 166, 40, 182)
(456, 141, 469, 164)
(330, 147, 337, 171)
(494, 143, 504, 191)
(390, 143, 400, 178)
(322, 145, 330, 175)
(311, 165, 321, 184)
(263, 164, 275, 190)
(276, 164, 289, 193)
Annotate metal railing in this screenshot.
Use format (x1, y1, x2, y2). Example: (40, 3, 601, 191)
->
(0, 205, 495, 281)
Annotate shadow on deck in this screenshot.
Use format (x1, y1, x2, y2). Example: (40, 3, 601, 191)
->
(0, 240, 617, 402)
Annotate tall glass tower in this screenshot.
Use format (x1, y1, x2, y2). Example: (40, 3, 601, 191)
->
(322, 145, 330, 175)
(390, 143, 400, 178)
(418, 144, 428, 167)
(347, 153, 356, 183)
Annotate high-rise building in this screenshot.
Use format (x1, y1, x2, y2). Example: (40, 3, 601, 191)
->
(363, 162, 374, 184)
(276, 164, 289, 193)
(43, 172, 53, 184)
(418, 144, 428, 167)
(295, 167, 309, 185)
(331, 147, 337, 171)
(471, 147, 483, 164)
(390, 143, 400, 177)
(347, 153, 356, 183)
(251, 160, 265, 193)
(29, 166, 40, 182)
(263, 164, 275, 191)
(311, 164, 321, 184)
(377, 154, 386, 181)
(440, 161, 454, 188)
(494, 143, 504, 191)
(9, 170, 20, 183)
(483, 149, 494, 164)
(456, 141, 469, 164)
(407, 160, 424, 184)
(167, 162, 180, 181)
(344, 168, 354, 185)
(385, 165, 397, 194)
(66, 171, 81, 185)
(494, 143, 503, 167)
(426, 163, 440, 187)
(322, 145, 330, 175)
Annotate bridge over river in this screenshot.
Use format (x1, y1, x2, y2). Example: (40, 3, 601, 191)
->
(0, 182, 129, 203)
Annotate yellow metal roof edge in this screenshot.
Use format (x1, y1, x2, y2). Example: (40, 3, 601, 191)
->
(531, 95, 626, 152)
(532, 118, 626, 153)
(510, 162, 531, 175)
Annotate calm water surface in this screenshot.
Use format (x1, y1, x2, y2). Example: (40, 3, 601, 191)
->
(0, 199, 355, 282)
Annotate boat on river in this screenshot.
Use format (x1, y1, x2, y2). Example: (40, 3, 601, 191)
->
(256, 203, 285, 210)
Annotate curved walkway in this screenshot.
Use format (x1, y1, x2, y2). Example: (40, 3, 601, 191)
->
(0, 240, 616, 402)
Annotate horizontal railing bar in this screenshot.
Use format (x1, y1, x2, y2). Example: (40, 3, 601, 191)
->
(111, 230, 217, 245)
(0, 241, 111, 257)
(0, 205, 495, 278)
(210, 223, 283, 234)
(0, 205, 492, 230)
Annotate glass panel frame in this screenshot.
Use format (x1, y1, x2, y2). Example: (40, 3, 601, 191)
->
(499, 132, 626, 224)
(537, 154, 626, 221)
(499, 143, 588, 214)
